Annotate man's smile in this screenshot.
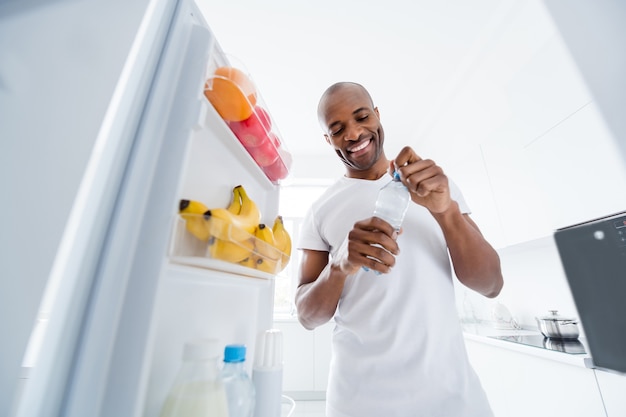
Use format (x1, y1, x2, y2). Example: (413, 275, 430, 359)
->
(348, 138, 372, 156)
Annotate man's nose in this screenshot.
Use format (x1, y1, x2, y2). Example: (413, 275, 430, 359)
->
(344, 121, 362, 141)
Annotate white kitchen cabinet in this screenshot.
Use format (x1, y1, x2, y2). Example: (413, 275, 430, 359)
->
(474, 22, 620, 246)
(522, 102, 626, 231)
(419, 0, 626, 248)
(274, 321, 316, 392)
(313, 322, 332, 391)
(275, 320, 332, 398)
(594, 369, 626, 417)
(464, 338, 606, 417)
(480, 99, 626, 247)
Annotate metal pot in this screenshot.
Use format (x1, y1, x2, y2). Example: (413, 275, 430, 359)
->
(535, 310, 580, 339)
(542, 337, 586, 354)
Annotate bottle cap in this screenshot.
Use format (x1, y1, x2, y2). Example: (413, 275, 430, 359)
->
(393, 171, 401, 181)
(182, 338, 221, 361)
(224, 344, 247, 363)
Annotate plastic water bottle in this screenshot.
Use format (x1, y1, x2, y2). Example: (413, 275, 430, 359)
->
(364, 171, 410, 273)
(222, 344, 255, 417)
(373, 171, 410, 229)
(159, 339, 228, 417)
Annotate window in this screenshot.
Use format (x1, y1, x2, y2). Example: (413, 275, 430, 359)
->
(273, 179, 333, 318)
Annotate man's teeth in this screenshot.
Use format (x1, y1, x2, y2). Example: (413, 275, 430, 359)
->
(350, 140, 369, 152)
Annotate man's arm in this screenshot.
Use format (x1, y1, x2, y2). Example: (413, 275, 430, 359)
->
(295, 218, 400, 330)
(294, 250, 346, 330)
(433, 202, 503, 297)
(393, 146, 503, 298)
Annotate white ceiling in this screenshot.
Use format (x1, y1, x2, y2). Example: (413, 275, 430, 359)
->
(195, 0, 513, 176)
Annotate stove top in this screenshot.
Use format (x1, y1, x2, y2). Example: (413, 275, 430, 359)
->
(488, 335, 587, 355)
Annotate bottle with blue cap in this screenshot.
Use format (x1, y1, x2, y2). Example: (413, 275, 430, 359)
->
(221, 344, 255, 417)
(373, 171, 410, 230)
(364, 170, 410, 274)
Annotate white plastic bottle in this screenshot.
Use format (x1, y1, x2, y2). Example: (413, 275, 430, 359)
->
(159, 339, 228, 417)
(221, 344, 256, 417)
(252, 329, 283, 417)
(364, 171, 410, 273)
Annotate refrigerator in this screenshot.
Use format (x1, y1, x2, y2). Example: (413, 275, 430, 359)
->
(1, 0, 287, 416)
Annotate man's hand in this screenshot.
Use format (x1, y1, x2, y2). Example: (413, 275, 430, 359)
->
(336, 217, 400, 275)
(391, 146, 453, 214)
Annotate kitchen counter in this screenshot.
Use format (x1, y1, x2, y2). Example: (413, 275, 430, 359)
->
(462, 323, 617, 416)
(461, 322, 595, 369)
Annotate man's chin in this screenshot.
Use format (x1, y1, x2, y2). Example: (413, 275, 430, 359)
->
(344, 158, 376, 172)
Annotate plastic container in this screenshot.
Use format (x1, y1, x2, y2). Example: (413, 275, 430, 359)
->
(221, 345, 255, 417)
(203, 60, 292, 183)
(252, 329, 283, 417)
(204, 66, 257, 122)
(169, 215, 290, 276)
(158, 339, 228, 417)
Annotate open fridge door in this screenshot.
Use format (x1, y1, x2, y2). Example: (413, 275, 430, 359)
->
(13, 0, 284, 416)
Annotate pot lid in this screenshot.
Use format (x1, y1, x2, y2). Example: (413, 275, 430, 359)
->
(537, 310, 576, 321)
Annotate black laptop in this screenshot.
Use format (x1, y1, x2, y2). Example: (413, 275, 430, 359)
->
(554, 211, 626, 373)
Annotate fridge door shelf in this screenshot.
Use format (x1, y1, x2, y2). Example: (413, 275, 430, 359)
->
(203, 63, 292, 183)
(168, 215, 289, 279)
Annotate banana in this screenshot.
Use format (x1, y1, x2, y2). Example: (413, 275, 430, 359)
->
(207, 235, 254, 264)
(255, 255, 278, 274)
(238, 220, 290, 274)
(238, 254, 276, 274)
(179, 199, 208, 214)
(253, 223, 281, 274)
(239, 255, 263, 269)
(237, 185, 261, 226)
(179, 199, 210, 241)
(205, 185, 260, 240)
(254, 223, 277, 256)
(272, 215, 292, 271)
(227, 186, 242, 215)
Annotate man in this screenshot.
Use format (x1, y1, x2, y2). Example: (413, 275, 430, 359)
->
(295, 82, 503, 417)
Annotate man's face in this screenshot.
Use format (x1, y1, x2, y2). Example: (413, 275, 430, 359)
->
(319, 87, 385, 173)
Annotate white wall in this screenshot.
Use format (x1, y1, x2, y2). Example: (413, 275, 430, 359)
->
(415, 0, 626, 251)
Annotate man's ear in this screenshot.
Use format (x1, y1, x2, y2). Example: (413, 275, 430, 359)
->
(324, 134, 331, 145)
(374, 107, 380, 118)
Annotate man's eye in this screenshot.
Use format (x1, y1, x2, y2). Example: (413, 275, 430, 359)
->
(357, 115, 369, 121)
(331, 128, 343, 136)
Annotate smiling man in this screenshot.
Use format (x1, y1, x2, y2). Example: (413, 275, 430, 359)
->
(295, 82, 503, 417)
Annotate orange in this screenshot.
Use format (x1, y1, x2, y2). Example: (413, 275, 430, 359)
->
(204, 66, 258, 122)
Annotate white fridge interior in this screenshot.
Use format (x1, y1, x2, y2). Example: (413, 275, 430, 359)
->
(143, 60, 283, 417)
(12, 0, 286, 416)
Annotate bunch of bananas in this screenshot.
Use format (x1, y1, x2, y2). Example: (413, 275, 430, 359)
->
(205, 185, 259, 264)
(178, 185, 292, 274)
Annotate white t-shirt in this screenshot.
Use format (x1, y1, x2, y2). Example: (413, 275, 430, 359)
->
(298, 174, 493, 417)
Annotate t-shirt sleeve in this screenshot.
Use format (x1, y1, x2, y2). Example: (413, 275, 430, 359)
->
(297, 206, 330, 252)
(449, 179, 471, 215)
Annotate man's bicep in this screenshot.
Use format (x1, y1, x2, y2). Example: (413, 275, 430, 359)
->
(297, 249, 329, 287)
